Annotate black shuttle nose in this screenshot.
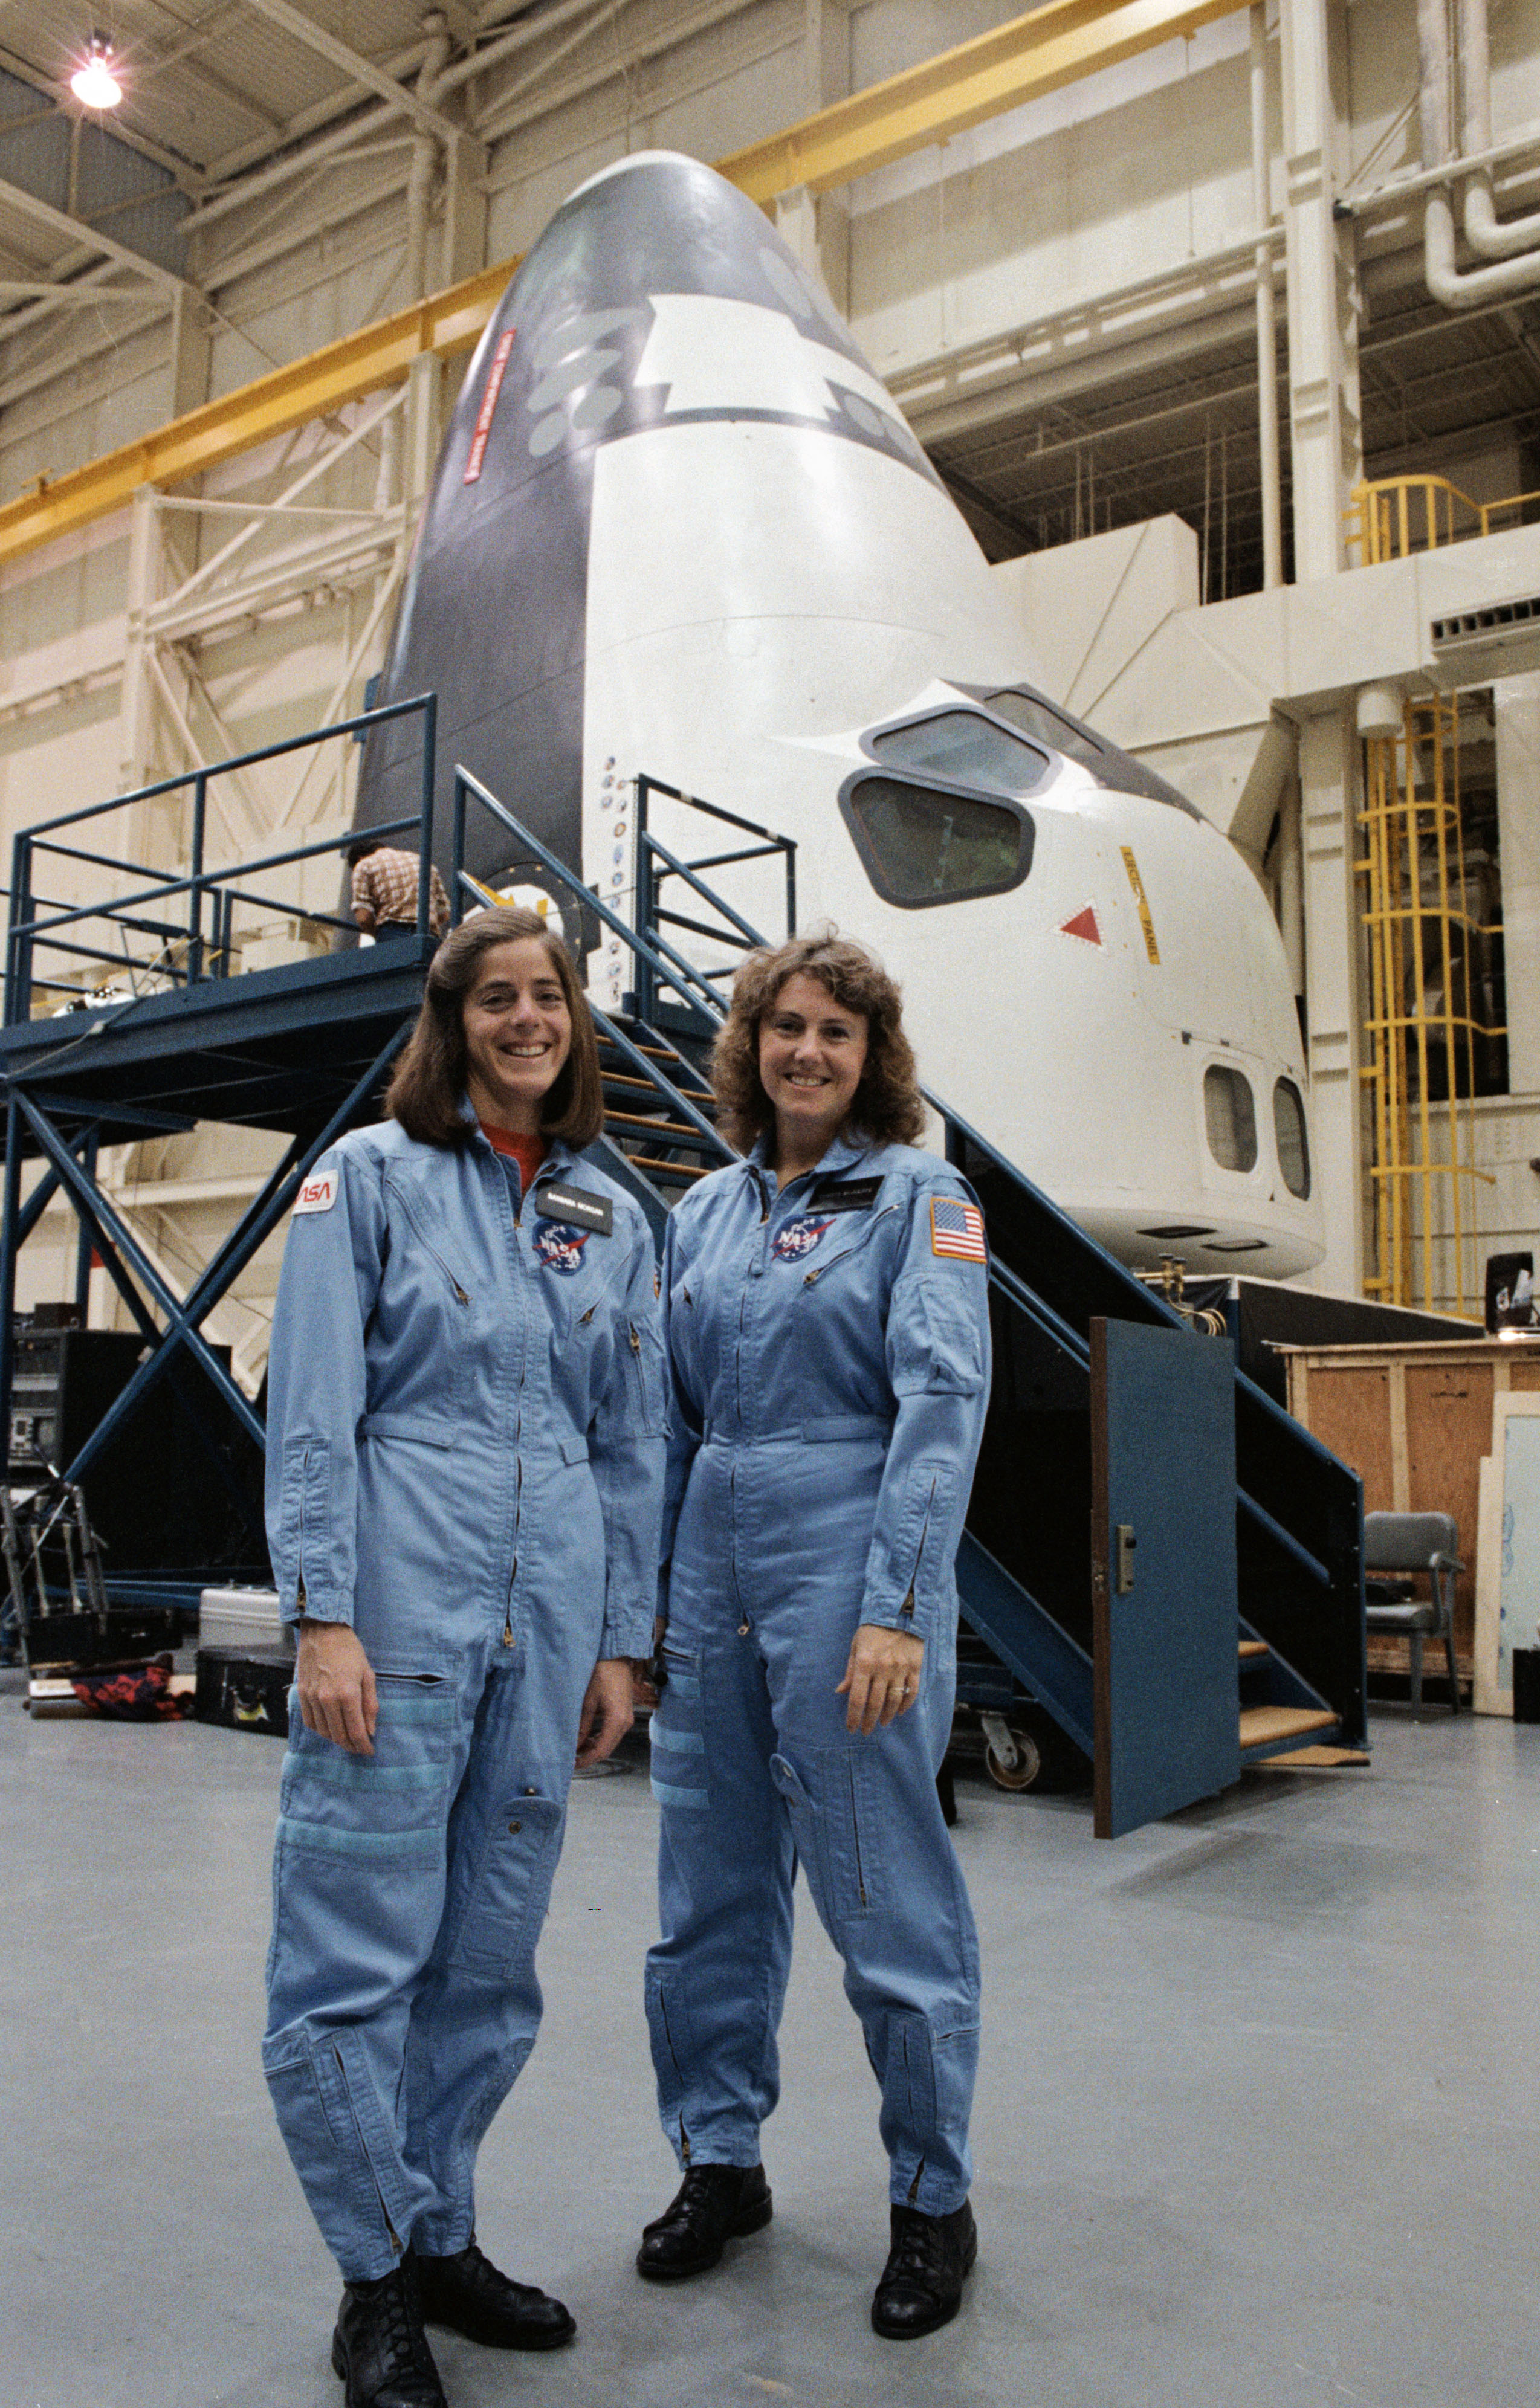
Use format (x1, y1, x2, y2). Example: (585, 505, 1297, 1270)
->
(353, 152, 931, 897)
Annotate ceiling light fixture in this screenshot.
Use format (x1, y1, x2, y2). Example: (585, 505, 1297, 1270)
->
(70, 35, 123, 110)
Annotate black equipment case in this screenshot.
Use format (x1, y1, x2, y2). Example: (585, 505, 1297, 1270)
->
(193, 1645, 293, 1738)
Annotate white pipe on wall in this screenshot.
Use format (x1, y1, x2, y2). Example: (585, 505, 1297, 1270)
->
(1250, 4, 1283, 591)
(1460, 0, 1540, 259)
(1420, 0, 1540, 309)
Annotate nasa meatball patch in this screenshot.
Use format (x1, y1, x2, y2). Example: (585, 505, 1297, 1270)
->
(534, 1218, 591, 1274)
(293, 1169, 338, 1216)
(772, 1214, 833, 1261)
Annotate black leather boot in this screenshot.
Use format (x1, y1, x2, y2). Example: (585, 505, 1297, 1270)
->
(416, 2240, 576, 2351)
(330, 2261, 447, 2408)
(636, 2163, 773, 2281)
(870, 2199, 978, 2340)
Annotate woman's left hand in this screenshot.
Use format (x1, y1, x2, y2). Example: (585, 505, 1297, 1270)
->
(576, 1657, 635, 1767)
(837, 1624, 925, 1735)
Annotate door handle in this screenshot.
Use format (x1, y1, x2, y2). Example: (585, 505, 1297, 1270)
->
(1114, 1523, 1136, 1595)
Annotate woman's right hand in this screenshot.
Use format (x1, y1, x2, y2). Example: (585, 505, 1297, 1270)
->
(296, 1619, 378, 1755)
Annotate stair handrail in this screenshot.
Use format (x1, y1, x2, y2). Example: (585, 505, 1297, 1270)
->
(4, 692, 436, 1024)
(634, 773, 797, 1024)
(451, 764, 735, 1036)
(449, 766, 734, 1161)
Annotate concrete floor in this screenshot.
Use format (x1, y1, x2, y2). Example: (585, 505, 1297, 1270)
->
(1, 1697, 1535, 2408)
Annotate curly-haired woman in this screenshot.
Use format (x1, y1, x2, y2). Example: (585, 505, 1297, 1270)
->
(637, 933, 991, 2339)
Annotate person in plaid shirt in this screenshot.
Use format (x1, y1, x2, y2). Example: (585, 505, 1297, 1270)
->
(349, 835, 450, 941)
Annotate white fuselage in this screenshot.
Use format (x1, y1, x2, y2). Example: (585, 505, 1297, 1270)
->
(579, 398, 1321, 1277)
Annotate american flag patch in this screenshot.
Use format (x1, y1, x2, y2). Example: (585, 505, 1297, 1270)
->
(930, 1196, 986, 1264)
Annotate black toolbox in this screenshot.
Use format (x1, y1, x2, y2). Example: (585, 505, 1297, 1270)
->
(193, 1645, 293, 1738)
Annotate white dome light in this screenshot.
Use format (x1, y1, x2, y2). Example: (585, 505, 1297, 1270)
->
(70, 37, 123, 109)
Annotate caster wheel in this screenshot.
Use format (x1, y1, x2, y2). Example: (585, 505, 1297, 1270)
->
(984, 1728, 1042, 1792)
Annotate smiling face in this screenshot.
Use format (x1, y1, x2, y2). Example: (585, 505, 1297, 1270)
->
(758, 970, 869, 1166)
(462, 937, 573, 1133)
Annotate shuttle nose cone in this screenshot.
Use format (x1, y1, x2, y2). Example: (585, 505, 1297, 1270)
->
(355, 150, 935, 889)
(448, 148, 931, 492)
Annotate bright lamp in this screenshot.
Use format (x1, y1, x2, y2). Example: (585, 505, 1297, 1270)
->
(70, 37, 123, 109)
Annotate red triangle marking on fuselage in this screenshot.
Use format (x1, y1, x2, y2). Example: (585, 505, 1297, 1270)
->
(1060, 905, 1101, 946)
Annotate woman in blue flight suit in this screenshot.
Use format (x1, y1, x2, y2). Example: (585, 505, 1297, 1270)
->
(639, 934, 991, 2340)
(263, 906, 664, 2408)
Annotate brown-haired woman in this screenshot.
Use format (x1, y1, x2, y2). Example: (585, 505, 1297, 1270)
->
(639, 933, 992, 2340)
(262, 907, 665, 2408)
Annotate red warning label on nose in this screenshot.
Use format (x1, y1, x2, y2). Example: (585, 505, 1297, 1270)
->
(464, 330, 516, 484)
(1059, 905, 1102, 947)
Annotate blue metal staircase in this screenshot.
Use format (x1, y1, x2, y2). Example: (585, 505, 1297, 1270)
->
(448, 764, 1367, 1794)
(0, 713, 1364, 1805)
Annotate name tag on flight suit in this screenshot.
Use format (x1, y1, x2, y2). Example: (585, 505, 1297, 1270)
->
(808, 1175, 884, 1215)
(531, 1180, 613, 1236)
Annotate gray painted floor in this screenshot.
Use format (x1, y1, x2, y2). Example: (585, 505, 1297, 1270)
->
(1, 1699, 1535, 2408)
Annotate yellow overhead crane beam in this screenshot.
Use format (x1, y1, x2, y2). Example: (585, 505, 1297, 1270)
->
(0, 0, 1240, 571)
(716, 0, 1240, 201)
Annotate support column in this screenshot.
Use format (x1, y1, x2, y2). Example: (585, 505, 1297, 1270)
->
(1495, 670, 1540, 1096)
(118, 486, 159, 802)
(1279, 0, 1363, 579)
(1301, 706, 1365, 1291)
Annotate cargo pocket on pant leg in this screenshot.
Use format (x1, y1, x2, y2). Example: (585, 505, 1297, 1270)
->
(649, 1646, 708, 1812)
(448, 1795, 566, 1979)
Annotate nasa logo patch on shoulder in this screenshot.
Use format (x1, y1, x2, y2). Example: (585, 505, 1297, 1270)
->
(293, 1169, 339, 1216)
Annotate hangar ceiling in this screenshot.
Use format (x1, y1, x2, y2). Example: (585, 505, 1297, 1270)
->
(0, 3, 1535, 607)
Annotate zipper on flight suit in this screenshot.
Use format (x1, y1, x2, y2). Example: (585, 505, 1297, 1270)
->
(898, 1476, 939, 1621)
(846, 1760, 869, 1908)
(333, 2043, 405, 2254)
(392, 1187, 471, 1304)
(801, 1202, 901, 1286)
(655, 1995, 692, 2163)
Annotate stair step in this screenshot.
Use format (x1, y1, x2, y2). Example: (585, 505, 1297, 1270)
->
(627, 1153, 709, 1183)
(604, 1109, 717, 1143)
(603, 1070, 714, 1104)
(1238, 1639, 1269, 1660)
(600, 1038, 688, 1064)
(1238, 1705, 1338, 1751)
(1252, 1745, 1370, 1770)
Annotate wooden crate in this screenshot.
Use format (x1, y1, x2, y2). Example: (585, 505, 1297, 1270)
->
(1281, 1338, 1540, 1672)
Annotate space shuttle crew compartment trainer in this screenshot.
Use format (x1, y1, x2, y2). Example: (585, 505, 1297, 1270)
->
(354, 147, 1324, 1283)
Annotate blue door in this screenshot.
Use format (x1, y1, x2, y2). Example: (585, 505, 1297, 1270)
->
(1092, 1317, 1240, 1839)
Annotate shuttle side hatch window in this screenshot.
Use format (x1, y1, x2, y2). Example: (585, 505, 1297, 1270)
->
(1273, 1079, 1311, 1198)
(869, 709, 1050, 797)
(840, 773, 1032, 909)
(1204, 1065, 1258, 1173)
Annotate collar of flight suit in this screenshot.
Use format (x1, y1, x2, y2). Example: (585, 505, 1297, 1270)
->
(743, 1125, 878, 1215)
(456, 1097, 583, 1214)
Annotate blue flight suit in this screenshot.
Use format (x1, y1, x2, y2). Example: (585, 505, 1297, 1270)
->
(646, 1131, 991, 2217)
(262, 1116, 664, 2282)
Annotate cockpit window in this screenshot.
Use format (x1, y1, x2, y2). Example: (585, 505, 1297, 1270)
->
(982, 688, 1108, 777)
(963, 684, 1200, 818)
(841, 774, 1032, 909)
(869, 709, 1050, 798)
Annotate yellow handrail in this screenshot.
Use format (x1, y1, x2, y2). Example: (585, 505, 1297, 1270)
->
(1345, 474, 1540, 565)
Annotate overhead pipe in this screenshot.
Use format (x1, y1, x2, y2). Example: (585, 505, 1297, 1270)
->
(1249, 4, 1281, 591)
(1420, 0, 1540, 308)
(1459, 0, 1540, 258)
